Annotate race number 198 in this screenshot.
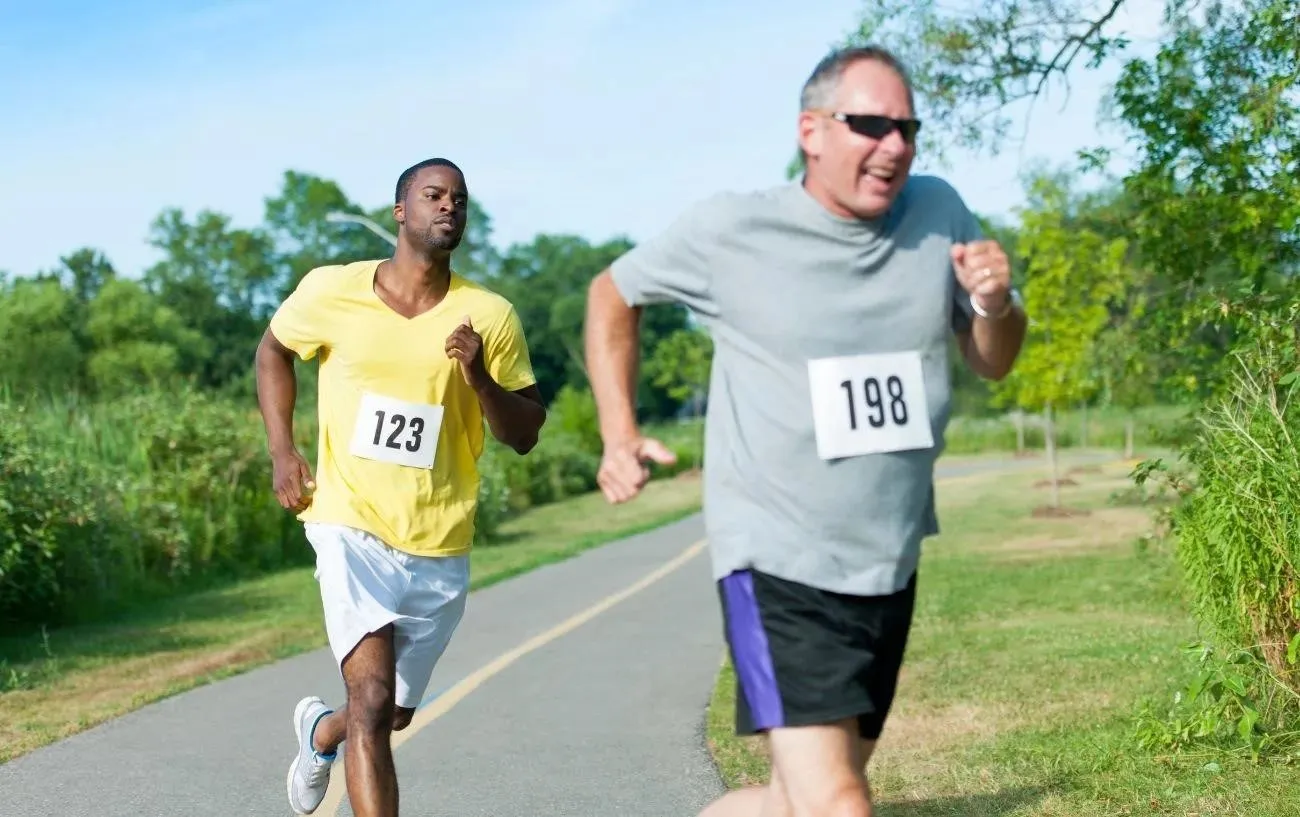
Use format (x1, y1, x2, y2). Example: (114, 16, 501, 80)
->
(807, 351, 934, 460)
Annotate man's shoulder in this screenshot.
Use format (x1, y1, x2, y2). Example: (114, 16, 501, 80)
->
(452, 275, 519, 320)
(898, 175, 969, 214)
(293, 259, 378, 295)
(689, 184, 798, 221)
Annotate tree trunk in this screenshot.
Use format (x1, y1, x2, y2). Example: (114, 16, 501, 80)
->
(1080, 403, 1089, 448)
(1124, 415, 1135, 459)
(1014, 408, 1026, 456)
(1045, 404, 1060, 508)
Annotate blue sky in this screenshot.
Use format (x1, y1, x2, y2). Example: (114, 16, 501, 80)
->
(0, 0, 1165, 278)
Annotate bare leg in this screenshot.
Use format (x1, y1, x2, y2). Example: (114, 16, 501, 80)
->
(340, 626, 399, 817)
(309, 703, 414, 756)
(702, 723, 873, 811)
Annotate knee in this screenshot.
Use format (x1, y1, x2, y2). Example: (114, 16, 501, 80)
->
(346, 679, 396, 734)
(391, 706, 414, 732)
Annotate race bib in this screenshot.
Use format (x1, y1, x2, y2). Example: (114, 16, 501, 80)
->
(349, 392, 444, 469)
(807, 351, 934, 460)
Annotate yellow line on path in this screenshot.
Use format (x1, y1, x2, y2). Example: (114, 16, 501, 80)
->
(316, 537, 709, 816)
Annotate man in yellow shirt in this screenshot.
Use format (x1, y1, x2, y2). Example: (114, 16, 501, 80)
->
(255, 157, 546, 817)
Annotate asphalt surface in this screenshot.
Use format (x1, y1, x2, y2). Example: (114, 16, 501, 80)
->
(0, 454, 1101, 817)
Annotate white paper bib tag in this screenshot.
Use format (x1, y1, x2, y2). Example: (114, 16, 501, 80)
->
(349, 392, 444, 469)
(807, 351, 934, 460)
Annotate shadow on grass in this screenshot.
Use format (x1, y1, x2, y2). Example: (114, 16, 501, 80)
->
(878, 786, 1050, 817)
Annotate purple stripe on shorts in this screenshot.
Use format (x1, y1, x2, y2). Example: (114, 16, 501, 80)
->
(720, 570, 783, 730)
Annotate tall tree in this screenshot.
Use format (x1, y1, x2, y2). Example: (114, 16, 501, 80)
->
(1109, 0, 1300, 398)
(263, 171, 396, 295)
(994, 171, 1129, 507)
(84, 278, 208, 394)
(0, 277, 83, 395)
(492, 234, 692, 417)
(144, 208, 278, 392)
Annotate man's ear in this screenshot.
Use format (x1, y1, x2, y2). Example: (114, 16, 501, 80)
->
(797, 111, 823, 162)
(393, 202, 405, 226)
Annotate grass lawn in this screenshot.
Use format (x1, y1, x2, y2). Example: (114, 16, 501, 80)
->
(705, 458, 1300, 816)
(0, 473, 702, 764)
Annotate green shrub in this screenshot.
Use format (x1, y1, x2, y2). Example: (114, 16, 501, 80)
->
(473, 443, 513, 546)
(1133, 304, 1300, 758)
(0, 389, 309, 628)
(0, 383, 705, 628)
(1166, 359, 1300, 693)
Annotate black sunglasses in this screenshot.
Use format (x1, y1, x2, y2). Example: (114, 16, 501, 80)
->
(824, 112, 922, 144)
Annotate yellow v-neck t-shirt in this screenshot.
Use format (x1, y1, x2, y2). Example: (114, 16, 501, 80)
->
(269, 259, 537, 558)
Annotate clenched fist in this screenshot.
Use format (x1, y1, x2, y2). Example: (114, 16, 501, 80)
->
(272, 448, 315, 512)
(597, 436, 678, 504)
(445, 315, 489, 389)
(952, 240, 1012, 317)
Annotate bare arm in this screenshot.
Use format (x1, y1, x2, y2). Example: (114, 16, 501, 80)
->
(584, 270, 643, 445)
(475, 381, 546, 455)
(957, 300, 1027, 381)
(255, 328, 314, 511)
(951, 240, 1027, 381)
(444, 316, 546, 455)
(255, 328, 299, 456)
(583, 270, 676, 504)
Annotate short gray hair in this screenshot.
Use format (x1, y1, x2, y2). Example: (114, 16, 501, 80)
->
(799, 45, 915, 112)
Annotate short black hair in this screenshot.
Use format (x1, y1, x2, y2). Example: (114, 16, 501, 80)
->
(395, 158, 463, 204)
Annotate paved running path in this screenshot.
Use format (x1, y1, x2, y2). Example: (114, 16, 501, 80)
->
(0, 455, 1102, 816)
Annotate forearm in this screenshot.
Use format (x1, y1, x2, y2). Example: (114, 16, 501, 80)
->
(475, 381, 545, 454)
(255, 335, 299, 455)
(965, 304, 1027, 380)
(584, 271, 642, 444)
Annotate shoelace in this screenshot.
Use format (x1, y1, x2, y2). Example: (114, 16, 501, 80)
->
(305, 753, 332, 788)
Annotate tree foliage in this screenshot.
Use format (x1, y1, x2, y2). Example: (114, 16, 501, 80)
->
(644, 326, 713, 414)
(0, 170, 696, 420)
(859, 0, 1300, 754)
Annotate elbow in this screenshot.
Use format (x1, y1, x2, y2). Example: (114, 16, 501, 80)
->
(984, 362, 1012, 382)
(509, 408, 547, 456)
(509, 426, 541, 456)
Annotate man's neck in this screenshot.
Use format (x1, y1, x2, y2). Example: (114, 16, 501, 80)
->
(380, 243, 454, 302)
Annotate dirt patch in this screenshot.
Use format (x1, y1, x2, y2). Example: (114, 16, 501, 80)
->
(673, 467, 702, 480)
(868, 700, 1017, 796)
(1067, 464, 1103, 476)
(1031, 504, 1091, 518)
(878, 701, 1006, 754)
(1033, 477, 1079, 488)
(990, 507, 1151, 558)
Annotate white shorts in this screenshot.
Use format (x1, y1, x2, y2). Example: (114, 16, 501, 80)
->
(305, 523, 470, 709)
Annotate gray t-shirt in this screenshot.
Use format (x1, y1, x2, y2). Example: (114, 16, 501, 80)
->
(609, 176, 984, 596)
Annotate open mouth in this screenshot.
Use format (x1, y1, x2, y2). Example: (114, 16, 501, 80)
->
(864, 167, 895, 183)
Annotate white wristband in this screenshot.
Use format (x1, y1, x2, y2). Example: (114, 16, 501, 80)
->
(970, 292, 1013, 320)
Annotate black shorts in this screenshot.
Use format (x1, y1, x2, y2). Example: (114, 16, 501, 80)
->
(717, 568, 916, 740)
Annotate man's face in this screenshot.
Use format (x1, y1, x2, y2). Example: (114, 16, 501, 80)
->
(395, 166, 468, 252)
(798, 59, 917, 220)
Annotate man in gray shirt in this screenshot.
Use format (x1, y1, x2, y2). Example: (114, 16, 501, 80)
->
(584, 45, 1026, 817)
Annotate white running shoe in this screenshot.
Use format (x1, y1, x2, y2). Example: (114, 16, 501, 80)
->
(287, 696, 336, 814)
